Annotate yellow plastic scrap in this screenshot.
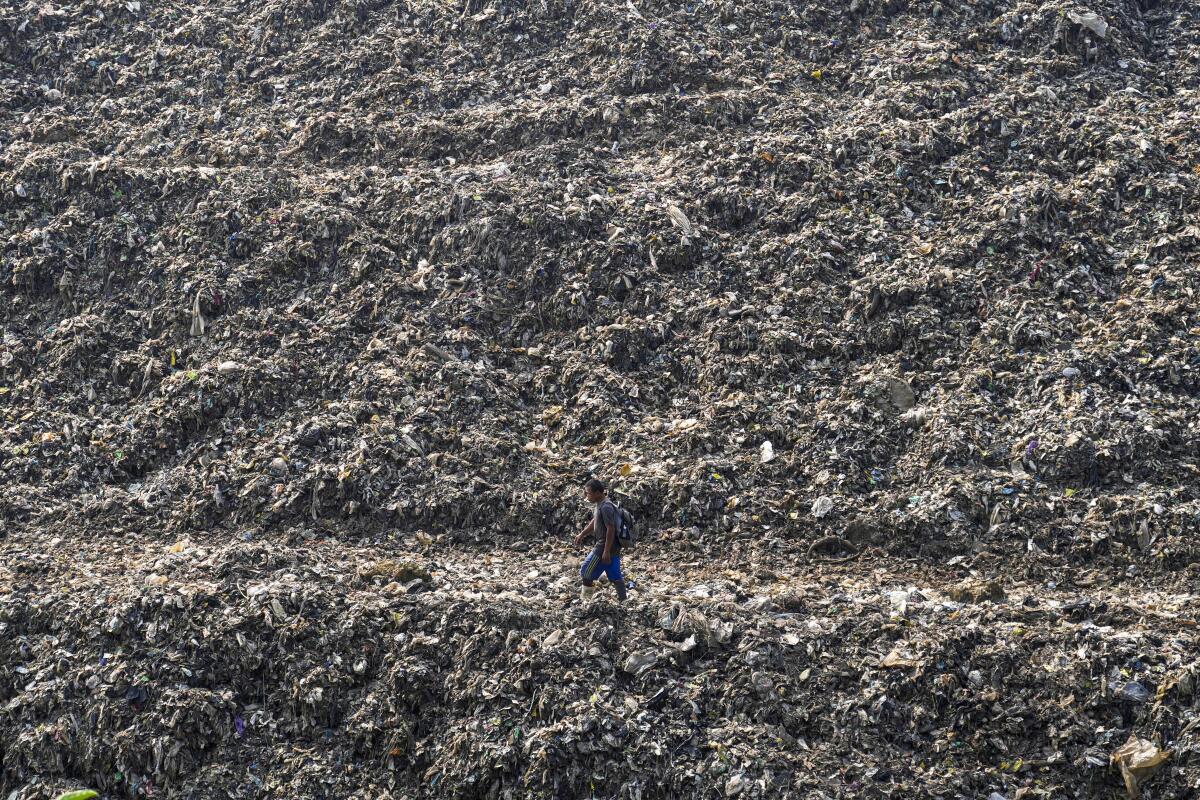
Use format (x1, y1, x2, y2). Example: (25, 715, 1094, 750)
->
(1111, 736, 1169, 799)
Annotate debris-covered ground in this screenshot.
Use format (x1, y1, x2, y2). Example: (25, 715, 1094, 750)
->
(3, 0, 1200, 796)
(4, 538, 1200, 800)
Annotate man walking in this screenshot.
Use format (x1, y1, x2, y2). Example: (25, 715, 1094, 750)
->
(574, 478, 627, 602)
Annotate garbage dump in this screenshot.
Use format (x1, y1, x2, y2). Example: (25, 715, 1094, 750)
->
(3, 0, 1200, 796)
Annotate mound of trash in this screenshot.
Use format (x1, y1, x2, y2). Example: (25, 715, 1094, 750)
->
(3, 0, 1200, 795)
(3, 541, 1200, 799)
(4, 0, 1198, 556)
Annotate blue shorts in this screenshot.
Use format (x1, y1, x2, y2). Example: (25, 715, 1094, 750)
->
(580, 549, 623, 585)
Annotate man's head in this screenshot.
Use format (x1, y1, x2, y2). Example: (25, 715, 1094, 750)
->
(584, 477, 606, 504)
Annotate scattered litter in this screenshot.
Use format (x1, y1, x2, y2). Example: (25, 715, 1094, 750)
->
(1068, 9, 1109, 39)
(2, 0, 1199, 796)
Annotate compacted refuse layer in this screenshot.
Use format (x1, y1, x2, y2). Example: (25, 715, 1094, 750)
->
(3, 0, 1200, 796)
(2, 538, 1199, 799)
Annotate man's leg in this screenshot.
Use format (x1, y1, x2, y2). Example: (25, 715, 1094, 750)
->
(580, 550, 600, 599)
(580, 549, 599, 585)
(605, 556, 627, 602)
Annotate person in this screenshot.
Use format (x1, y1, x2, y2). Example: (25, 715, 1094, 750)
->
(574, 478, 627, 602)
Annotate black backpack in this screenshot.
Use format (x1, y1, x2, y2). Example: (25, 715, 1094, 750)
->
(615, 503, 638, 547)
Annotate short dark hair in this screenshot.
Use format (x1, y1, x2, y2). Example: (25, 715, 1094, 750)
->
(584, 478, 606, 493)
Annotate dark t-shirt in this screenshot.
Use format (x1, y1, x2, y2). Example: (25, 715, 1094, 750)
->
(593, 499, 621, 553)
